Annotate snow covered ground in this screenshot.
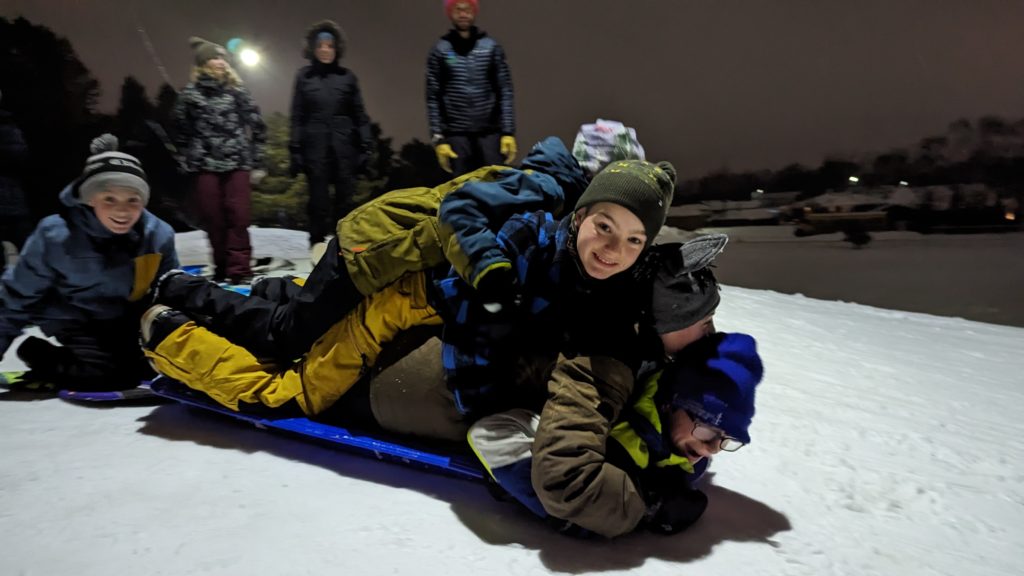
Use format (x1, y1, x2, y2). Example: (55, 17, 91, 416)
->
(1, 228, 1022, 575)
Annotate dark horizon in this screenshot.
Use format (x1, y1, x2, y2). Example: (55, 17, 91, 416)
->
(4, 0, 1024, 178)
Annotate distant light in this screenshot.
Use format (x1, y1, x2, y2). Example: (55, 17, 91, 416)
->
(1006, 211, 1017, 221)
(239, 48, 261, 67)
(848, 176, 860, 183)
(898, 180, 909, 186)
(755, 189, 764, 194)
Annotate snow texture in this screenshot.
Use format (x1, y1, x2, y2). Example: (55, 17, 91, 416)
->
(1, 227, 1022, 575)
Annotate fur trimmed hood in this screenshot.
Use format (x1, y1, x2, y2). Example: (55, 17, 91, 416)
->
(303, 20, 347, 63)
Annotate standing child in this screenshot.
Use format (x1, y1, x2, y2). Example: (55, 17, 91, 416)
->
(0, 134, 178, 391)
(174, 36, 266, 285)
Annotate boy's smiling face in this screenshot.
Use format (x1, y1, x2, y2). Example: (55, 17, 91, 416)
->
(88, 186, 144, 234)
(574, 202, 647, 280)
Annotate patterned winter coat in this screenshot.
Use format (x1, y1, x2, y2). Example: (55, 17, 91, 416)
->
(0, 185, 178, 357)
(173, 74, 267, 173)
(426, 27, 515, 137)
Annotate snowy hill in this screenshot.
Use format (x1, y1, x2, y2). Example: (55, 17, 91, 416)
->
(0, 228, 1021, 576)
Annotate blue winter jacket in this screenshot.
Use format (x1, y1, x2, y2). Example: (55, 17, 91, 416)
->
(431, 211, 648, 416)
(437, 136, 589, 288)
(0, 185, 179, 356)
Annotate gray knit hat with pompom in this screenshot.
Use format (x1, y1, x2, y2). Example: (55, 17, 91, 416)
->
(75, 134, 149, 205)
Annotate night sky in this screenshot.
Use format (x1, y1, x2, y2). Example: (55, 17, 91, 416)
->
(4, 0, 1024, 178)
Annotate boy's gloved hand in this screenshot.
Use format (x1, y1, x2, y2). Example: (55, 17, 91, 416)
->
(645, 488, 709, 535)
(475, 266, 519, 314)
(435, 143, 459, 173)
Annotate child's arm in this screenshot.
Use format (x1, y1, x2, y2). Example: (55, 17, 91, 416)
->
(437, 171, 564, 293)
(530, 354, 649, 538)
(236, 86, 267, 165)
(0, 230, 55, 357)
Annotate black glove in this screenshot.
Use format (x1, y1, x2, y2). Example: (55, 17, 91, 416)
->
(474, 266, 519, 314)
(646, 488, 709, 535)
(289, 152, 304, 178)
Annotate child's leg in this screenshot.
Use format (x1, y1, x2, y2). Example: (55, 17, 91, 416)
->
(222, 170, 253, 281)
(192, 173, 228, 281)
(368, 335, 466, 442)
(300, 271, 442, 414)
(156, 237, 363, 362)
(18, 325, 152, 391)
(468, 409, 549, 518)
(271, 237, 363, 358)
(156, 272, 292, 361)
(143, 313, 311, 413)
(144, 271, 441, 416)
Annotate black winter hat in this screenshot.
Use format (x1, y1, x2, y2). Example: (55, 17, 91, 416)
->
(650, 234, 728, 334)
(574, 159, 676, 244)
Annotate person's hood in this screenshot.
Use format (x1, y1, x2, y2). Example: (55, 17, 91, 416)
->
(520, 137, 590, 213)
(304, 20, 346, 63)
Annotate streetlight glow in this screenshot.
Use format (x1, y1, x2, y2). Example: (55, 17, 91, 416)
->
(239, 48, 261, 67)
(848, 176, 860, 183)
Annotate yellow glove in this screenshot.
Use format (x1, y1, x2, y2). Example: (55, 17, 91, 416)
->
(500, 135, 517, 165)
(435, 143, 459, 173)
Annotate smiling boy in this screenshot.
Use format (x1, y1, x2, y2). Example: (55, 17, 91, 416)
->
(0, 134, 178, 391)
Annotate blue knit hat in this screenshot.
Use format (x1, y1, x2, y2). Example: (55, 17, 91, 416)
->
(661, 332, 764, 444)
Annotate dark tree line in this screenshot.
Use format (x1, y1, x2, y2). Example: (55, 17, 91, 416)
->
(678, 117, 1024, 203)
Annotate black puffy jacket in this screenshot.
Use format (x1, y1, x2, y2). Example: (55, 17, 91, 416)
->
(426, 27, 515, 137)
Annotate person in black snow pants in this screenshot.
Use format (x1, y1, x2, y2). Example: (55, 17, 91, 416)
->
(289, 20, 374, 249)
(427, 0, 517, 177)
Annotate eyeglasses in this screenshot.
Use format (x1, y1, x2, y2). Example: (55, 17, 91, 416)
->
(691, 420, 746, 452)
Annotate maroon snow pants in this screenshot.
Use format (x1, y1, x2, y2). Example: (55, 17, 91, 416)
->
(192, 170, 252, 282)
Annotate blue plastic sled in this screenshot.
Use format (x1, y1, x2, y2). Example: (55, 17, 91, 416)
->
(59, 382, 162, 402)
(148, 377, 486, 482)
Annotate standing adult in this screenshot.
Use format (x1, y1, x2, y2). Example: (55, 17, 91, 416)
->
(173, 37, 266, 285)
(0, 89, 32, 272)
(289, 20, 374, 248)
(426, 0, 516, 176)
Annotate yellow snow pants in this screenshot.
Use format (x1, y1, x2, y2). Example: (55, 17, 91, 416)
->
(144, 271, 442, 416)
